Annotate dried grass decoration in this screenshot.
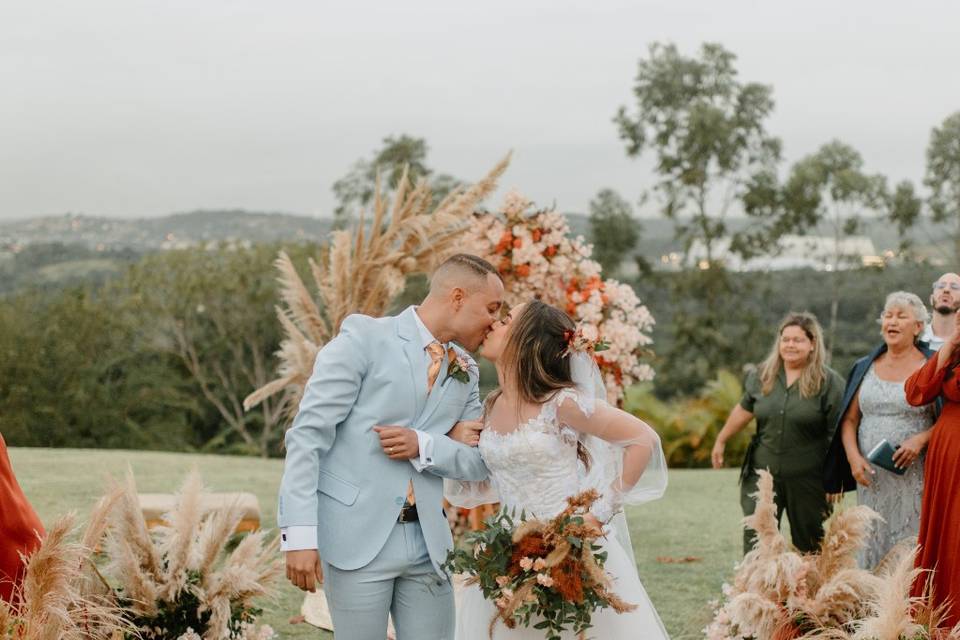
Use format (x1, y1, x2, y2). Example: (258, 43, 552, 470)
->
(243, 154, 511, 419)
(101, 470, 282, 640)
(704, 469, 960, 640)
(0, 506, 132, 640)
(443, 490, 635, 640)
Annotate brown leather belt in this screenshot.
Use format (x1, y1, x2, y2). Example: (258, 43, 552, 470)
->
(397, 503, 419, 523)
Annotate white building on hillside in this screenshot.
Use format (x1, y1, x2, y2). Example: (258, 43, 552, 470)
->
(677, 234, 883, 271)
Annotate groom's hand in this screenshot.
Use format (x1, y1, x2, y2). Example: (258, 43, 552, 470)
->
(286, 549, 323, 592)
(373, 426, 420, 459)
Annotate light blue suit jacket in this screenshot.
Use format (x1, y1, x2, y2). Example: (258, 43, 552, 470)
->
(277, 306, 489, 574)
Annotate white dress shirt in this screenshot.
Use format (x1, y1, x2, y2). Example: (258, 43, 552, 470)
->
(281, 307, 442, 551)
(921, 324, 946, 351)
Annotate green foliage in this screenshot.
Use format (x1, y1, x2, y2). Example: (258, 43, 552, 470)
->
(626, 370, 755, 468)
(116, 243, 319, 457)
(0, 242, 321, 456)
(925, 111, 960, 263)
(588, 188, 640, 276)
(0, 287, 197, 449)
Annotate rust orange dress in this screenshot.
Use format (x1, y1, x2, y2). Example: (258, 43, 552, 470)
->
(0, 433, 45, 603)
(905, 355, 960, 625)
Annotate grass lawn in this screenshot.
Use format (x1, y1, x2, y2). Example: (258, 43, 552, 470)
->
(9, 447, 748, 639)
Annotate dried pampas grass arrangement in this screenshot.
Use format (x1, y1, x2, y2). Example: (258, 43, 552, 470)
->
(704, 469, 957, 640)
(0, 506, 132, 640)
(98, 470, 282, 640)
(243, 153, 510, 417)
(1, 470, 279, 640)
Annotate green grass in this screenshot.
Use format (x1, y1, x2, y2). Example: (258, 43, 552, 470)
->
(9, 448, 748, 639)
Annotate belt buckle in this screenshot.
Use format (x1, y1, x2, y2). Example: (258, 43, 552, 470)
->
(398, 503, 412, 523)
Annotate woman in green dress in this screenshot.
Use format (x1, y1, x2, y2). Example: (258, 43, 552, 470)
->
(711, 312, 845, 554)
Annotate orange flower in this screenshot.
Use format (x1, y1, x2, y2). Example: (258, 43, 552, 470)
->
(549, 557, 584, 603)
(498, 258, 512, 274)
(532, 228, 542, 242)
(515, 264, 531, 277)
(510, 533, 549, 575)
(512, 238, 523, 249)
(597, 357, 624, 386)
(495, 231, 514, 253)
(544, 245, 557, 257)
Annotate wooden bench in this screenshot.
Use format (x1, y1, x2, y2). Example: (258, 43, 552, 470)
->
(138, 492, 261, 533)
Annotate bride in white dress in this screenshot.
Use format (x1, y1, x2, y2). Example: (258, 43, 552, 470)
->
(446, 300, 670, 640)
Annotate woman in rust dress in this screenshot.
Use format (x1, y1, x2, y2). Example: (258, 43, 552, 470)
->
(0, 433, 45, 603)
(905, 312, 960, 626)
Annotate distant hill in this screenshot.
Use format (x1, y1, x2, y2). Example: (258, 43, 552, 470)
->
(1, 208, 952, 269)
(0, 209, 334, 251)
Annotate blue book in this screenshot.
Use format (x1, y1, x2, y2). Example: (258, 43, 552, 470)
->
(866, 439, 907, 476)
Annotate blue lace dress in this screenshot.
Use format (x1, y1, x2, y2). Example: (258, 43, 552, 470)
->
(856, 364, 935, 569)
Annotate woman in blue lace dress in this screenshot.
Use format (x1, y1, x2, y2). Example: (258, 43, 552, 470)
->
(824, 291, 937, 569)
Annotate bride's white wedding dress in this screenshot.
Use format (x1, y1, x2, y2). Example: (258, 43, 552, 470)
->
(451, 389, 670, 640)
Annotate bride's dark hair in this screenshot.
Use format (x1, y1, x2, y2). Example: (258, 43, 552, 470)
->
(485, 299, 591, 468)
(500, 299, 577, 402)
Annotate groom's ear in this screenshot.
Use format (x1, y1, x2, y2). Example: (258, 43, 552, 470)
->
(450, 286, 466, 310)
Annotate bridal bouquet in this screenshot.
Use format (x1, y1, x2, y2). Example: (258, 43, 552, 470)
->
(444, 490, 635, 640)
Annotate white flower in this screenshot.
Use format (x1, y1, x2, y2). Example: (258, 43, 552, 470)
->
(536, 573, 554, 587)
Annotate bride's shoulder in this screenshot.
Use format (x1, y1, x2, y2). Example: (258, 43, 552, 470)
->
(545, 387, 580, 405)
(547, 387, 601, 422)
(544, 387, 588, 416)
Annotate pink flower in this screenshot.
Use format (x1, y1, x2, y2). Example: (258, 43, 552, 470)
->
(495, 575, 511, 587)
(533, 558, 547, 571)
(519, 557, 534, 571)
(536, 573, 554, 587)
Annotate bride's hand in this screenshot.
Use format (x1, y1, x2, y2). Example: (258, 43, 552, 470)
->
(447, 420, 484, 446)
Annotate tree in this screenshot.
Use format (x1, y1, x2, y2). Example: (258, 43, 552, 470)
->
(0, 287, 197, 449)
(614, 42, 782, 264)
(614, 42, 782, 392)
(588, 188, 640, 276)
(925, 111, 960, 264)
(331, 134, 460, 228)
(121, 244, 308, 457)
(777, 140, 888, 357)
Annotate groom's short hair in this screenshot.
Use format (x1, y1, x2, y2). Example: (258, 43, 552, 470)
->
(429, 254, 501, 294)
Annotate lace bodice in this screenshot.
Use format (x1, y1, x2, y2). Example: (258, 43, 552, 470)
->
(478, 391, 583, 519)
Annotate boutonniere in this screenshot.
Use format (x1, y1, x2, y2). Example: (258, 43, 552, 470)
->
(446, 346, 472, 384)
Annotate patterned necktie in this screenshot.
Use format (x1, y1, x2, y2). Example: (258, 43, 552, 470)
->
(426, 341, 445, 392)
(407, 341, 445, 508)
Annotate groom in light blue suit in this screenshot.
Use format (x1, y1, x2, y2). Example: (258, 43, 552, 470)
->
(278, 254, 503, 640)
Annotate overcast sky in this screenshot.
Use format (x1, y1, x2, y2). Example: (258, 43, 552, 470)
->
(2, 0, 958, 221)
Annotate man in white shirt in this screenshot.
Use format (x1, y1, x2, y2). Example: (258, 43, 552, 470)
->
(921, 272, 960, 350)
